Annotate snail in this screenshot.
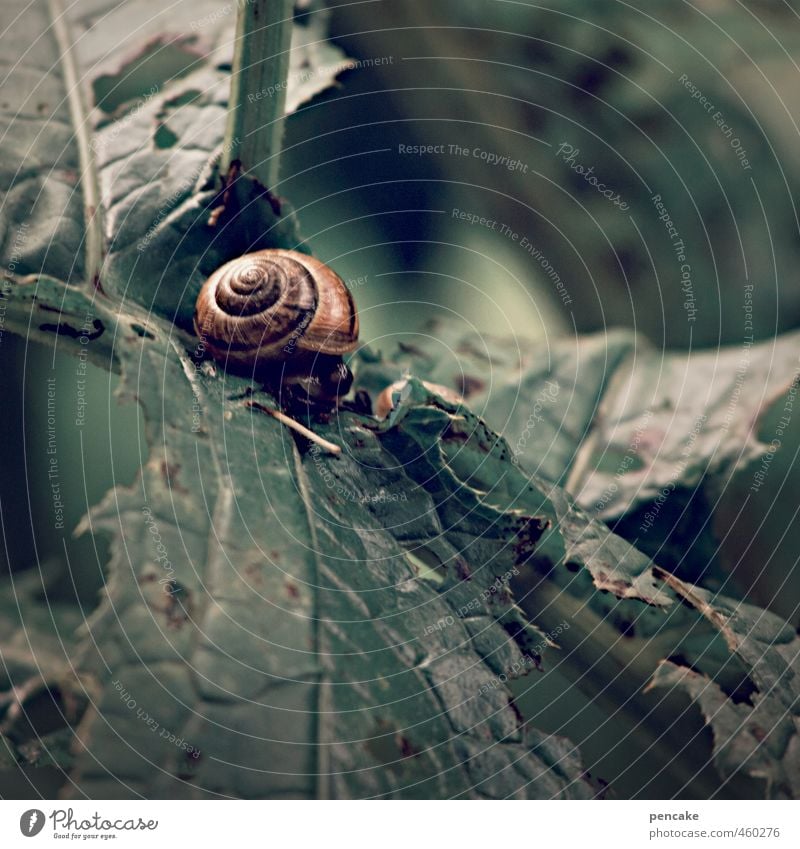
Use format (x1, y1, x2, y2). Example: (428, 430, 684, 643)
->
(194, 249, 359, 453)
(194, 249, 359, 402)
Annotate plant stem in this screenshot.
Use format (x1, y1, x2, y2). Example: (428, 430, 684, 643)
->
(222, 0, 294, 189)
(264, 407, 342, 455)
(245, 401, 342, 454)
(49, 0, 104, 285)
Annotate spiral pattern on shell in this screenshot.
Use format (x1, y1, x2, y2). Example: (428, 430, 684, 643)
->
(193, 249, 359, 370)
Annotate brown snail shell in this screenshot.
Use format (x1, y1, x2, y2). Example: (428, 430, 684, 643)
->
(194, 249, 359, 372)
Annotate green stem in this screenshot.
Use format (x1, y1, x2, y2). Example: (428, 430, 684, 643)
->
(222, 0, 294, 189)
(49, 0, 104, 285)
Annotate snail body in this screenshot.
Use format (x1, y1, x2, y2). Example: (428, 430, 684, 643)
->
(194, 249, 359, 402)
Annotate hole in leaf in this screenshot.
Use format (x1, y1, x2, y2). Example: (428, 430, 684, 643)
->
(160, 88, 202, 112)
(176, 747, 202, 780)
(3, 685, 74, 744)
(154, 124, 179, 149)
(668, 653, 759, 706)
(405, 548, 445, 585)
(130, 323, 155, 339)
(618, 620, 636, 638)
(93, 39, 199, 114)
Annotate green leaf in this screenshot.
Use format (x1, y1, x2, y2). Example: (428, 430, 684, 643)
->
(68, 317, 794, 798)
(60, 317, 606, 799)
(353, 323, 800, 797)
(360, 321, 800, 591)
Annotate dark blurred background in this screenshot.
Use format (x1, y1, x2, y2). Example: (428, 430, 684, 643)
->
(288, 0, 800, 349)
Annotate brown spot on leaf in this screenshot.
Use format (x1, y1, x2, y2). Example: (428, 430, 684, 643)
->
(243, 561, 264, 589)
(92, 273, 107, 296)
(160, 461, 189, 495)
(507, 696, 525, 726)
(513, 516, 550, 565)
(441, 421, 469, 444)
(397, 735, 420, 759)
(176, 747, 202, 780)
(456, 374, 485, 397)
(162, 581, 191, 630)
(397, 341, 429, 359)
(454, 558, 472, 582)
(594, 569, 663, 604)
(207, 159, 241, 226)
(366, 719, 422, 771)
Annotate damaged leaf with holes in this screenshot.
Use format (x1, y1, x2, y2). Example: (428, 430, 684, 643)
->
(0, 0, 349, 334)
(649, 573, 800, 799)
(357, 321, 800, 618)
(60, 312, 603, 799)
